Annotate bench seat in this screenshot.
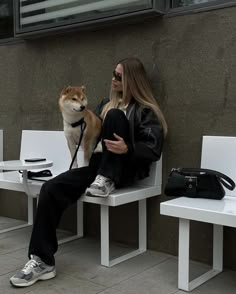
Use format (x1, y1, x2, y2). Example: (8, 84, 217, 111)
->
(161, 196, 236, 228)
(81, 184, 161, 206)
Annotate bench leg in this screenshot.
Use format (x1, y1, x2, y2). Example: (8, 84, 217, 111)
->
(27, 196, 34, 225)
(213, 224, 223, 272)
(0, 193, 35, 234)
(101, 205, 110, 266)
(100, 200, 147, 267)
(178, 218, 223, 292)
(77, 201, 84, 237)
(178, 218, 190, 291)
(0, 170, 34, 234)
(139, 199, 147, 251)
(58, 201, 84, 244)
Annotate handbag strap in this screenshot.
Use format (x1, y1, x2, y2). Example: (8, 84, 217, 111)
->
(179, 168, 236, 191)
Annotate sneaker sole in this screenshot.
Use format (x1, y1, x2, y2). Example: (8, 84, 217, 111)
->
(10, 270, 56, 287)
(85, 190, 109, 197)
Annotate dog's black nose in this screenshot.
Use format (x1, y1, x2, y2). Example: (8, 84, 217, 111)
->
(80, 106, 85, 111)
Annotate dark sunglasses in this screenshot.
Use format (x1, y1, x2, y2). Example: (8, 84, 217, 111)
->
(112, 70, 122, 82)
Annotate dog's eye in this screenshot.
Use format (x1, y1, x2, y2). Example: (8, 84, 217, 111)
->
(72, 98, 77, 101)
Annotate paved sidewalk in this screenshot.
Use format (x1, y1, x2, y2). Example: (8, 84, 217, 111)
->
(0, 216, 235, 294)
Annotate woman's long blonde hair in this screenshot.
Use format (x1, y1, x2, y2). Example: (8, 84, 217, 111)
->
(101, 57, 168, 137)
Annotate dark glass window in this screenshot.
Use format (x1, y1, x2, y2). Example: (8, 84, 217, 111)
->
(172, 0, 234, 8)
(176, 0, 214, 7)
(15, 0, 165, 37)
(18, 0, 152, 30)
(0, 0, 14, 39)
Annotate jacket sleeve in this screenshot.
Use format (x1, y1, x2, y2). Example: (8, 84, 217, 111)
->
(93, 98, 110, 118)
(131, 107, 164, 163)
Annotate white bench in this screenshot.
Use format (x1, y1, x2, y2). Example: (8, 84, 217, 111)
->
(0, 130, 79, 235)
(0, 129, 3, 162)
(0, 130, 162, 267)
(160, 136, 236, 292)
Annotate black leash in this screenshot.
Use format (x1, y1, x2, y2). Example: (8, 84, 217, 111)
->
(69, 119, 87, 170)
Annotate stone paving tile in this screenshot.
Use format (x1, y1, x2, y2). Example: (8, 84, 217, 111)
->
(56, 246, 171, 287)
(0, 272, 35, 294)
(175, 269, 236, 294)
(111, 258, 179, 294)
(4, 247, 29, 263)
(2, 269, 105, 294)
(111, 257, 213, 294)
(0, 233, 30, 255)
(0, 221, 31, 241)
(0, 254, 29, 276)
(0, 216, 26, 232)
(26, 273, 106, 294)
(98, 288, 123, 294)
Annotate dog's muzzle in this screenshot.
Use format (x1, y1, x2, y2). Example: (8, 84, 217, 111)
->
(73, 106, 85, 112)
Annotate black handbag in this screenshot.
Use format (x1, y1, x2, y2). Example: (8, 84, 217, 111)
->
(164, 168, 235, 200)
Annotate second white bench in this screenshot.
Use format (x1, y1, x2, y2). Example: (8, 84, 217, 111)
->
(160, 136, 236, 291)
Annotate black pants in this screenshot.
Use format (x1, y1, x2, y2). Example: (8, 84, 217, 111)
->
(28, 109, 136, 265)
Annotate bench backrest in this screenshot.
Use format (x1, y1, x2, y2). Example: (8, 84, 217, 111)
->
(201, 136, 236, 197)
(138, 157, 162, 187)
(0, 130, 3, 161)
(19, 130, 162, 187)
(20, 130, 84, 175)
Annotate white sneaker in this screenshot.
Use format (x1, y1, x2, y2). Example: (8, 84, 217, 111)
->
(10, 255, 56, 287)
(86, 175, 115, 197)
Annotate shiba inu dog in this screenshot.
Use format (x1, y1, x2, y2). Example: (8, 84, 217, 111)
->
(59, 86, 102, 168)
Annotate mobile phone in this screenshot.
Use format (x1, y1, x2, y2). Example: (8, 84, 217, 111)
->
(24, 158, 46, 162)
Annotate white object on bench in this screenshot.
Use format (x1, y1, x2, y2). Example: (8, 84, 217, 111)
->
(0, 130, 162, 267)
(0, 129, 3, 163)
(160, 136, 236, 291)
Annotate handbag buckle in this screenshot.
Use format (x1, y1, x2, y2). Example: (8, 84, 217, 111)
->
(185, 176, 198, 190)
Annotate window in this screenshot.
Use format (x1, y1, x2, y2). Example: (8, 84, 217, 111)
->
(171, 0, 236, 9)
(174, 0, 217, 7)
(15, 0, 165, 38)
(0, 0, 13, 39)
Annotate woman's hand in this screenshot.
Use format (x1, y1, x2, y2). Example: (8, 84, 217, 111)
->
(104, 133, 128, 154)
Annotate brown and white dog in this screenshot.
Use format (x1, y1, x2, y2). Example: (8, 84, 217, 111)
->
(59, 86, 102, 168)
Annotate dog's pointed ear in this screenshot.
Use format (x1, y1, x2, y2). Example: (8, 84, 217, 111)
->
(81, 85, 86, 93)
(61, 86, 71, 95)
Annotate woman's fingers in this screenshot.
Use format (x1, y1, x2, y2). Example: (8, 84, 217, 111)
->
(103, 133, 127, 154)
(113, 133, 123, 141)
(104, 139, 125, 154)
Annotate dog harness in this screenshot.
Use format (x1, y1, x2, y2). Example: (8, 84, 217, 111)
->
(71, 117, 85, 128)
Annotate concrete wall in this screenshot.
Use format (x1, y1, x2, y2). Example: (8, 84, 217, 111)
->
(0, 6, 236, 268)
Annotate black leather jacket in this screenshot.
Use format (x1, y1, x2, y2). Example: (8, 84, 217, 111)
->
(94, 98, 164, 179)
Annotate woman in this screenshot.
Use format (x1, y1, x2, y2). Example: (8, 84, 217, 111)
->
(10, 57, 167, 287)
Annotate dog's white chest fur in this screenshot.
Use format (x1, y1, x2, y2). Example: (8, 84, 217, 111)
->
(63, 113, 83, 144)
